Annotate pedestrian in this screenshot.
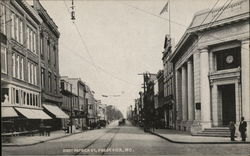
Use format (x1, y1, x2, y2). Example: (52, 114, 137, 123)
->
(39, 121, 45, 136)
(239, 117, 247, 141)
(229, 121, 235, 141)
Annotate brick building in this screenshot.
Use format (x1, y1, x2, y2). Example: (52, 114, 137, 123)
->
(1, 0, 51, 133)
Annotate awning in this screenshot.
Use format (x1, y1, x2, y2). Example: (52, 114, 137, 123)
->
(43, 104, 69, 119)
(15, 107, 52, 119)
(2, 107, 19, 118)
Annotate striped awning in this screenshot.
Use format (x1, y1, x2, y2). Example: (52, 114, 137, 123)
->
(15, 107, 51, 119)
(1, 107, 19, 118)
(43, 104, 69, 119)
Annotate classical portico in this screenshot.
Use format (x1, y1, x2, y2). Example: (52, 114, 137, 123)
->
(171, 0, 249, 136)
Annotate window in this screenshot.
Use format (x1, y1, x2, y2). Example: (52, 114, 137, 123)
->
(53, 46, 57, 67)
(12, 53, 15, 77)
(27, 61, 37, 85)
(16, 89, 19, 104)
(216, 47, 241, 71)
(35, 95, 38, 106)
(11, 12, 23, 44)
(27, 62, 30, 82)
(12, 88, 16, 104)
(41, 68, 45, 89)
(23, 92, 26, 105)
(48, 72, 52, 92)
(34, 65, 37, 85)
(30, 93, 32, 106)
(47, 41, 50, 63)
(0, 4, 6, 35)
(33, 94, 35, 106)
(20, 21, 23, 44)
(1, 46, 7, 74)
(54, 75, 57, 93)
(16, 55, 20, 79)
(27, 93, 30, 105)
(40, 35, 44, 58)
(20, 58, 24, 80)
(26, 26, 37, 53)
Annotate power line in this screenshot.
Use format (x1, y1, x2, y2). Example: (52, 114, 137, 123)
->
(60, 42, 140, 87)
(63, 0, 97, 70)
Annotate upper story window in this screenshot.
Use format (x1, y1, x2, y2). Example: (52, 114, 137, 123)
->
(48, 72, 52, 92)
(53, 46, 57, 67)
(215, 47, 241, 71)
(54, 75, 57, 93)
(0, 3, 6, 35)
(27, 61, 38, 85)
(12, 52, 24, 80)
(11, 12, 23, 44)
(40, 35, 44, 58)
(26, 26, 37, 54)
(1, 45, 7, 74)
(47, 40, 51, 63)
(41, 68, 45, 89)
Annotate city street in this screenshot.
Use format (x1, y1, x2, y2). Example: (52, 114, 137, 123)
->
(2, 121, 250, 156)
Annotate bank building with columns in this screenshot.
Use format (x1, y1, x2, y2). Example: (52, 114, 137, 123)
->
(170, 0, 249, 136)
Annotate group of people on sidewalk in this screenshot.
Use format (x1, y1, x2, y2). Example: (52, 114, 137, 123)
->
(229, 117, 247, 141)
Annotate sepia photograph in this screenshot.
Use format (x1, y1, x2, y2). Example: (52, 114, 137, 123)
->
(1, 0, 250, 155)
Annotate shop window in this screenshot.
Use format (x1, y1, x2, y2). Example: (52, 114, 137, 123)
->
(16, 89, 19, 104)
(30, 93, 32, 106)
(216, 47, 241, 71)
(27, 94, 30, 105)
(23, 92, 26, 105)
(33, 94, 35, 106)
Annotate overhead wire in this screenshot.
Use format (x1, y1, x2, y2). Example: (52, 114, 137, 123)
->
(62, 0, 140, 87)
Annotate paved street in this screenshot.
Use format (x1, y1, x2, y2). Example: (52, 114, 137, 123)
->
(2, 121, 250, 156)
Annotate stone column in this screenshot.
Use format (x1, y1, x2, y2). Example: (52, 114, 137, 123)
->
(241, 39, 250, 136)
(200, 47, 211, 129)
(181, 65, 188, 121)
(193, 51, 201, 121)
(187, 60, 194, 121)
(211, 84, 219, 126)
(175, 69, 182, 121)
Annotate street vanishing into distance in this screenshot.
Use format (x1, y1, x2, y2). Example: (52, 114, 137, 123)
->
(2, 121, 250, 156)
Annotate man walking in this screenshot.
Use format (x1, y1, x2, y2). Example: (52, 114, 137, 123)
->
(239, 117, 247, 141)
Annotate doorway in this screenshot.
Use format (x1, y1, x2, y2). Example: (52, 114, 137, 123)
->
(220, 84, 236, 126)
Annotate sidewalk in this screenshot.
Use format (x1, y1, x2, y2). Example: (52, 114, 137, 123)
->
(2, 129, 83, 147)
(150, 129, 250, 144)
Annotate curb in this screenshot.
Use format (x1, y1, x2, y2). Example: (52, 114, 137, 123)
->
(2, 131, 84, 147)
(149, 131, 250, 144)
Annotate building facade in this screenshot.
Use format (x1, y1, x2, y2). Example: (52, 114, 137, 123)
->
(85, 84, 96, 127)
(154, 70, 165, 128)
(1, 0, 54, 133)
(171, 0, 249, 136)
(67, 78, 87, 130)
(162, 35, 176, 129)
(32, 0, 67, 131)
(60, 76, 79, 130)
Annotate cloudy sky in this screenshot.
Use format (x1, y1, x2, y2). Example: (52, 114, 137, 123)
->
(32, 0, 228, 116)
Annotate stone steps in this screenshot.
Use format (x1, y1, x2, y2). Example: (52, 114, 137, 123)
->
(193, 127, 231, 137)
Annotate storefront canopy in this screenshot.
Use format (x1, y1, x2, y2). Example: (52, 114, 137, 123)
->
(43, 104, 69, 119)
(2, 107, 19, 118)
(15, 107, 51, 119)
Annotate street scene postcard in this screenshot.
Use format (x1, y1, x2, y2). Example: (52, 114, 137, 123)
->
(1, 0, 250, 156)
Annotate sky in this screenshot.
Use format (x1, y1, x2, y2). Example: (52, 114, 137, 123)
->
(28, 0, 228, 117)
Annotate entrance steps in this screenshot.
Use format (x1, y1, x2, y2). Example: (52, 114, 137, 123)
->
(193, 127, 230, 137)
